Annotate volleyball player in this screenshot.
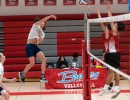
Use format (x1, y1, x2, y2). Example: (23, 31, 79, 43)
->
(0, 53, 10, 100)
(19, 15, 56, 82)
(96, 4, 125, 99)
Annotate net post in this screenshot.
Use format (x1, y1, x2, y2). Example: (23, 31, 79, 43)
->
(84, 13, 90, 52)
(82, 40, 91, 100)
(84, 13, 87, 40)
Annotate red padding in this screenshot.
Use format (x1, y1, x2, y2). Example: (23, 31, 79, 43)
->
(57, 32, 84, 39)
(4, 71, 41, 78)
(57, 38, 83, 45)
(4, 51, 26, 57)
(90, 37, 130, 44)
(120, 31, 130, 37)
(57, 50, 81, 56)
(120, 69, 129, 75)
(0, 14, 84, 21)
(5, 58, 29, 65)
(4, 33, 28, 39)
(120, 62, 129, 69)
(125, 25, 130, 31)
(90, 38, 101, 44)
(4, 27, 30, 33)
(91, 44, 103, 49)
(4, 21, 33, 27)
(119, 44, 130, 49)
(57, 44, 82, 50)
(124, 21, 130, 24)
(120, 55, 129, 62)
(4, 64, 41, 71)
(120, 49, 129, 55)
(4, 45, 25, 51)
(91, 44, 130, 49)
(4, 39, 26, 45)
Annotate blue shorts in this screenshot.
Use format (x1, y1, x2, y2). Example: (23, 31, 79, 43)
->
(26, 44, 42, 58)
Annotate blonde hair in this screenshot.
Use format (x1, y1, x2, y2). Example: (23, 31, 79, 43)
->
(0, 53, 4, 60)
(34, 16, 40, 23)
(0, 53, 3, 58)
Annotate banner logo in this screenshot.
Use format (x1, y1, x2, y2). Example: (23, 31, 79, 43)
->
(90, 72, 99, 80)
(57, 70, 83, 83)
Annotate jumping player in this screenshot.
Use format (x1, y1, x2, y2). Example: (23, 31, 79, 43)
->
(19, 15, 56, 82)
(96, 3, 125, 99)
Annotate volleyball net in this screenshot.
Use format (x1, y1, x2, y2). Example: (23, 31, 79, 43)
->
(82, 13, 130, 100)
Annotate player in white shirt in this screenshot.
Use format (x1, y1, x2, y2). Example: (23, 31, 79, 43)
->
(19, 15, 56, 82)
(0, 53, 10, 100)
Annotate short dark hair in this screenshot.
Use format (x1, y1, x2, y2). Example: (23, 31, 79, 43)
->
(72, 53, 79, 58)
(106, 23, 111, 30)
(117, 21, 125, 31)
(42, 25, 46, 31)
(106, 21, 125, 31)
(34, 16, 40, 23)
(47, 63, 54, 68)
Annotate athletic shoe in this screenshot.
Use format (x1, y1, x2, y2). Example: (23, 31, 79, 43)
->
(40, 77, 48, 83)
(98, 88, 107, 96)
(106, 86, 114, 94)
(18, 72, 25, 82)
(111, 88, 120, 99)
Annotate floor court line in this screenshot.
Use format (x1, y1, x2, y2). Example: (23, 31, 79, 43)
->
(9, 89, 130, 96)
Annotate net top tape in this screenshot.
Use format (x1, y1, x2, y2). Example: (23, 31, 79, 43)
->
(88, 13, 130, 23)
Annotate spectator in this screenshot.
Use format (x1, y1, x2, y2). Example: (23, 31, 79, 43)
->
(90, 57, 96, 67)
(69, 53, 82, 68)
(56, 56, 68, 68)
(47, 63, 55, 69)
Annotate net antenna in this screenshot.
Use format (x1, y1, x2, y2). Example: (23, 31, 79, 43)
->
(86, 13, 130, 80)
(81, 0, 91, 51)
(79, 0, 91, 16)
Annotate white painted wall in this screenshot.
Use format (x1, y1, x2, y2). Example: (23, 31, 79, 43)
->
(0, 0, 128, 16)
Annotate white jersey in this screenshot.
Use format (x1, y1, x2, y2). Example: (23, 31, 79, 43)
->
(0, 63, 4, 79)
(27, 24, 45, 44)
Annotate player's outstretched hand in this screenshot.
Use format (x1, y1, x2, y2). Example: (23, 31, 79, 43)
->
(50, 15, 57, 20)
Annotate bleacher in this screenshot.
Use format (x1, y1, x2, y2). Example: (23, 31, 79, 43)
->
(1, 15, 84, 78)
(0, 14, 129, 79)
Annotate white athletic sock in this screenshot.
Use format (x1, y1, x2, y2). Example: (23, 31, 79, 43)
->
(103, 84, 109, 89)
(114, 86, 120, 92)
(41, 74, 45, 78)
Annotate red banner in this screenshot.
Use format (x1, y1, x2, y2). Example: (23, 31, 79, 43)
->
(25, 0, 38, 6)
(44, 0, 56, 6)
(100, 0, 113, 5)
(45, 68, 107, 89)
(6, 0, 18, 6)
(63, 0, 76, 5)
(118, 0, 128, 4)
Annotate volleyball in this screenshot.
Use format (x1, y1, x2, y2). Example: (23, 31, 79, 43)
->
(79, 0, 88, 5)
